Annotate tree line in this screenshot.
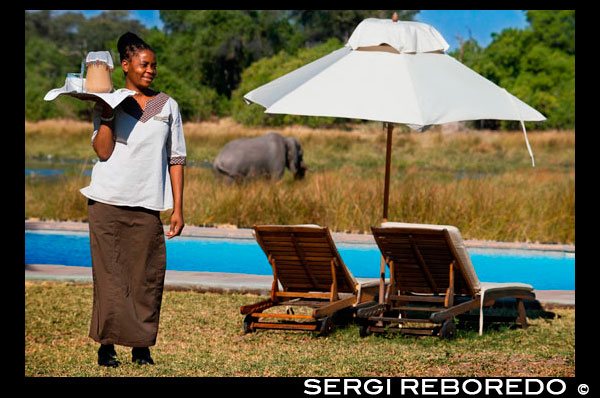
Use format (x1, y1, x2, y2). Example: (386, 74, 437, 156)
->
(25, 10, 574, 130)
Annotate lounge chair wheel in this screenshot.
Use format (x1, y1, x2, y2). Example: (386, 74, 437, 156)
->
(439, 319, 456, 339)
(318, 317, 334, 337)
(359, 324, 372, 338)
(243, 314, 257, 334)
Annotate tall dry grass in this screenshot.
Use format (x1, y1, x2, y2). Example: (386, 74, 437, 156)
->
(25, 119, 575, 244)
(178, 166, 574, 243)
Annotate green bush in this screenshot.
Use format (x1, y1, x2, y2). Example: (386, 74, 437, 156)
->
(25, 36, 89, 121)
(141, 65, 230, 121)
(25, 10, 575, 130)
(450, 11, 575, 130)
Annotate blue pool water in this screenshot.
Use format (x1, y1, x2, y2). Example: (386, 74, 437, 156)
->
(25, 168, 92, 177)
(25, 231, 575, 290)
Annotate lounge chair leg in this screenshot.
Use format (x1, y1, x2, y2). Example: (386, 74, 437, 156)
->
(243, 313, 257, 334)
(517, 298, 528, 329)
(359, 323, 372, 338)
(439, 319, 456, 339)
(317, 317, 334, 337)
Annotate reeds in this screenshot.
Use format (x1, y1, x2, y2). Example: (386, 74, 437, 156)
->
(173, 166, 574, 243)
(25, 119, 575, 244)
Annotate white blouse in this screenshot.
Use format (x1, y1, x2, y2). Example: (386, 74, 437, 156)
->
(80, 92, 187, 211)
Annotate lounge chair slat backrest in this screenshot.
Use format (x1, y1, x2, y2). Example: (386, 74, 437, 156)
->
(254, 225, 358, 293)
(371, 222, 481, 296)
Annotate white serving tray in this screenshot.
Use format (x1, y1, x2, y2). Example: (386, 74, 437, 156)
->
(44, 76, 137, 109)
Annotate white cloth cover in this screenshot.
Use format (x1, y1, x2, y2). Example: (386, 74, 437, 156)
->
(347, 19, 449, 54)
(86, 51, 114, 69)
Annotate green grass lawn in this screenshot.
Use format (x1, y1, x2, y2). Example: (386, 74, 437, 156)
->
(25, 281, 575, 377)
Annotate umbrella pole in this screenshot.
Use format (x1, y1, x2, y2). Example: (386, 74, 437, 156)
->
(382, 123, 394, 222)
(379, 122, 394, 310)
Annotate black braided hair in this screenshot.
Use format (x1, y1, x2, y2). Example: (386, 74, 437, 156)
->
(117, 32, 154, 63)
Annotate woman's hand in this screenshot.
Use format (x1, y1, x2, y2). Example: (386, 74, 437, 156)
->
(167, 164, 184, 239)
(92, 100, 116, 161)
(166, 210, 184, 239)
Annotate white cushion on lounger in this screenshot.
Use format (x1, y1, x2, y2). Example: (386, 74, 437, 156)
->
(251, 224, 322, 237)
(477, 282, 533, 335)
(381, 222, 481, 292)
(479, 282, 533, 293)
(259, 224, 322, 228)
(380, 222, 534, 336)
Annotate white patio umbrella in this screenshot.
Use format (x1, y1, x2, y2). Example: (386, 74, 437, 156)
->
(244, 15, 546, 222)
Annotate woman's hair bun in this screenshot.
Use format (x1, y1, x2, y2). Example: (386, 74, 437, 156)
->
(117, 32, 153, 62)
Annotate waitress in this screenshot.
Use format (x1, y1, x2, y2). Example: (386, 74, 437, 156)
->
(80, 32, 186, 367)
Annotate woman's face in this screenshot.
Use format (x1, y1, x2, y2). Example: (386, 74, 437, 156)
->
(122, 49, 157, 90)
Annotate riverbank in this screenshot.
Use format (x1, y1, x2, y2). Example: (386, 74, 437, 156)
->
(26, 120, 575, 244)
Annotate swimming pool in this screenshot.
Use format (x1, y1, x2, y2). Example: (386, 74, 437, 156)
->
(24, 230, 575, 290)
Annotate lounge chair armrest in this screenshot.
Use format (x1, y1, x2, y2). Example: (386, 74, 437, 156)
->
(356, 280, 387, 304)
(356, 303, 386, 318)
(359, 280, 381, 288)
(240, 299, 275, 315)
(429, 298, 481, 323)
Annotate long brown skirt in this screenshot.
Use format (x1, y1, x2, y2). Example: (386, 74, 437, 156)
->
(87, 199, 167, 347)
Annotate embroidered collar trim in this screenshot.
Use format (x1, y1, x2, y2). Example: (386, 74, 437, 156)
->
(121, 92, 170, 123)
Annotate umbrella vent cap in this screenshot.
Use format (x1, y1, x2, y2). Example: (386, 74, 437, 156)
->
(347, 18, 449, 54)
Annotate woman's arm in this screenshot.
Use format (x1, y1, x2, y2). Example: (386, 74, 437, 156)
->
(92, 103, 116, 161)
(166, 164, 184, 239)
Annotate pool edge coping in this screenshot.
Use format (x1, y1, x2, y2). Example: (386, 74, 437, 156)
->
(25, 220, 575, 254)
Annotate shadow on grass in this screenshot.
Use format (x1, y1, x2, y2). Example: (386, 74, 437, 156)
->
(326, 298, 558, 339)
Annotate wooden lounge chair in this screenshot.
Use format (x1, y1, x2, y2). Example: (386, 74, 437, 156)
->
(240, 224, 380, 336)
(357, 222, 535, 338)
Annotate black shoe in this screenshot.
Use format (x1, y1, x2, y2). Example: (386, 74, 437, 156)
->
(98, 344, 120, 367)
(132, 347, 154, 365)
